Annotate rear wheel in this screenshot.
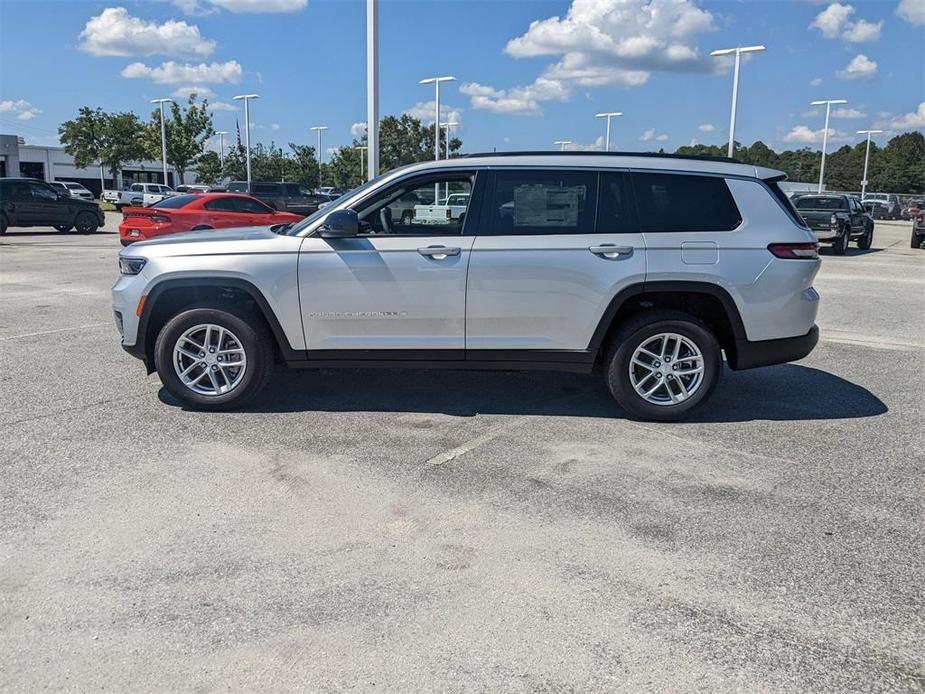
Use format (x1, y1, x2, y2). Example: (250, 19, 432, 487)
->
(605, 311, 722, 421)
(154, 306, 274, 411)
(74, 211, 99, 234)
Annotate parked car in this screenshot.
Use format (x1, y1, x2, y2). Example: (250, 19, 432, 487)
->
(176, 184, 210, 194)
(901, 199, 924, 220)
(387, 191, 422, 224)
(911, 212, 925, 249)
(861, 193, 902, 220)
(226, 181, 329, 216)
(413, 192, 471, 224)
(49, 181, 95, 201)
(0, 177, 105, 234)
(114, 152, 821, 421)
(118, 193, 303, 245)
(794, 194, 873, 253)
(104, 183, 177, 210)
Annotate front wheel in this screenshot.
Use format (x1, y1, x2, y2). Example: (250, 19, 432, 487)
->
(913, 229, 925, 249)
(154, 307, 274, 410)
(605, 311, 722, 421)
(857, 226, 873, 250)
(832, 227, 849, 255)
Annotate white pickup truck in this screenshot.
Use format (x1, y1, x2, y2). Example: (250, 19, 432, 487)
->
(102, 183, 177, 210)
(412, 192, 470, 225)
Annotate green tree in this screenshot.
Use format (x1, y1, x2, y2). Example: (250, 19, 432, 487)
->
(59, 107, 144, 184)
(195, 150, 222, 184)
(877, 132, 925, 193)
(143, 95, 214, 185)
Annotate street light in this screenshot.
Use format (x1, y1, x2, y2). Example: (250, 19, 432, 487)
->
(595, 112, 623, 152)
(367, 0, 379, 181)
(232, 94, 259, 186)
(311, 125, 328, 187)
(215, 131, 228, 168)
(811, 98, 848, 193)
(856, 129, 883, 199)
(420, 76, 456, 161)
(150, 98, 174, 185)
(554, 140, 572, 151)
(441, 121, 459, 158)
(710, 45, 766, 158)
(355, 145, 368, 181)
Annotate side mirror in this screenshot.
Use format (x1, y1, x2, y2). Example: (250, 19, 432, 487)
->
(319, 209, 358, 238)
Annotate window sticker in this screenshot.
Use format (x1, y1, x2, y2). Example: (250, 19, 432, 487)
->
(513, 185, 584, 227)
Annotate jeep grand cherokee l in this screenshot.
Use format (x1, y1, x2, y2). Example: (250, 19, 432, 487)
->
(113, 153, 821, 421)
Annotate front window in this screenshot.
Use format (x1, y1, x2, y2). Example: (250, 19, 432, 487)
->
(28, 182, 58, 200)
(352, 173, 474, 235)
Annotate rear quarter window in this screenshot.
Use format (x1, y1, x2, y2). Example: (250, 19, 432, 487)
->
(631, 172, 741, 232)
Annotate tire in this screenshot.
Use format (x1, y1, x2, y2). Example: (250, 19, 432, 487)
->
(913, 230, 924, 249)
(832, 227, 849, 255)
(400, 211, 413, 224)
(74, 211, 99, 234)
(605, 310, 722, 422)
(0, 215, 7, 235)
(857, 226, 873, 250)
(191, 225, 213, 231)
(54, 224, 73, 233)
(154, 306, 274, 411)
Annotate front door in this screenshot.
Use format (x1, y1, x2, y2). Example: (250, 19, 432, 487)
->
(298, 171, 479, 355)
(24, 181, 70, 225)
(465, 169, 646, 353)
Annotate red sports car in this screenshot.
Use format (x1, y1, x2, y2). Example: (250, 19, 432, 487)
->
(119, 193, 303, 245)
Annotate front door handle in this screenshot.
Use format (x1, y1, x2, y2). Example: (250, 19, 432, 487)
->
(589, 244, 633, 259)
(417, 245, 460, 260)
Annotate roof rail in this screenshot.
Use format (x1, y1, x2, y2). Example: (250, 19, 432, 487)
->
(461, 150, 743, 165)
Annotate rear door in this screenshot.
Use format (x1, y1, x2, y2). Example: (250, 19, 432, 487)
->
(465, 168, 646, 355)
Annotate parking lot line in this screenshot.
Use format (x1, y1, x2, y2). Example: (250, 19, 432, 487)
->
(0, 322, 111, 341)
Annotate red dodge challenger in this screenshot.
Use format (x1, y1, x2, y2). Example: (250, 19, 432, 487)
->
(119, 193, 304, 245)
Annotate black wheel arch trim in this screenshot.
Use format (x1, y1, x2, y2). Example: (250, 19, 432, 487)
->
(135, 277, 302, 369)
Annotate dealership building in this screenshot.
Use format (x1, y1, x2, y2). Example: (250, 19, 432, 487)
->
(0, 134, 184, 196)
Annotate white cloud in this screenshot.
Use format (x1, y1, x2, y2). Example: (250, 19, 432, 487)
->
(698, 123, 715, 133)
(810, 77, 823, 86)
(810, 3, 882, 42)
(831, 107, 866, 118)
(0, 99, 42, 121)
(271, 123, 280, 130)
(121, 60, 243, 84)
(173, 86, 216, 99)
(350, 122, 367, 138)
(837, 53, 878, 80)
(656, 133, 669, 141)
(461, 0, 717, 114)
(172, 0, 217, 15)
(209, 101, 237, 111)
(876, 102, 925, 131)
(897, 0, 925, 25)
(783, 125, 846, 143)
(688, 138, 698, 147)
(404, 101, 463, 126)
(639, 128, 669, 142)
(79, 7, 215, 58)
(208, 0, 306, 12)
(559, 136, 605, 151)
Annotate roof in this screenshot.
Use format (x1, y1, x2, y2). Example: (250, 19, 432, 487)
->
(394, 152, 783, 181)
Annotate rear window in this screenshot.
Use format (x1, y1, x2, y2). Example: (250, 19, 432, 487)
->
(632, 172, 741, 232)
(795, 196, 847, 211)
(227, 182, 247, 192)
(253, 184, 279, 195)
(152, 194, 197, 209)
(488, 169, 598, 235)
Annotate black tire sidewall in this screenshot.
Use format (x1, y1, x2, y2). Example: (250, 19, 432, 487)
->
(858, 228, 872, 250)
(833, 228, 849, 255)
(74, 211, 98, 234)
(0, 215, 7, 235)
(607, 316, 722, 421)
(154, 307, 273, 410)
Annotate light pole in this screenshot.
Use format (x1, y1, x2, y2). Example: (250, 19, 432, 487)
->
(420, 76, 456, 161)
(856, 129, 883, 199)
(367, 0, 379, 181)
(215, 131, 228, 168)
(441, 121, 459, 158)
(150, 98, 174, 185)
(233, 94, 259, 187)
(811, 98, 847, 193)
(595, 112, 622, 151)
(311, 125, 328, 187)
(710, 45, 766, 158)
(355, 145, 368, 182)
(554, 140, 572, 151)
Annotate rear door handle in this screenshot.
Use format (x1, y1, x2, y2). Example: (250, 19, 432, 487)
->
(417, 245, 460, 260)
(589, 244, 633, 259)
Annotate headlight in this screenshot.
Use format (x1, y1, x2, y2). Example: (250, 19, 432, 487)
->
(830, 214, 838, 226)
(119, 257, 147, 275)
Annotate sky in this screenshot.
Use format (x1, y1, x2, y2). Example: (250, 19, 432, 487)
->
(0, 0, 923, 158)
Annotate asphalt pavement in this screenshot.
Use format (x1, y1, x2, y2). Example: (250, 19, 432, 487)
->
(1, 215, 923, 691)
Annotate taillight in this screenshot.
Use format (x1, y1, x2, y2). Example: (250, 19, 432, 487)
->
(150, 215, 170, 223)
(768, 242, 819, 259)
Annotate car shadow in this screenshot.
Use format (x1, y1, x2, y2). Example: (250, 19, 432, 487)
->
(820, 246, 884, 257)
(158, 363, 887, 423)
(1, 230, 118, 237)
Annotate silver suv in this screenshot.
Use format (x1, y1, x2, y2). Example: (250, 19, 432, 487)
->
(112, 153, 821, 421)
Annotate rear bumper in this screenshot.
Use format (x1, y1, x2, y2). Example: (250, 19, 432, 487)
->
(729, 325, 819, 370)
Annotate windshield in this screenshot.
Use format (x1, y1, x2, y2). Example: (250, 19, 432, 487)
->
(864, 194, 887, 200)
(65, 183, 82, 190)
(795, 196, 847, 211)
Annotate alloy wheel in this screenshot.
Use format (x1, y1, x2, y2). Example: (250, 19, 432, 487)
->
(628, 332, 705, 406)
(173, 323, 247, 396)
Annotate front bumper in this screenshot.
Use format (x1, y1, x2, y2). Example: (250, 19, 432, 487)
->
(729, 325, 819, 370)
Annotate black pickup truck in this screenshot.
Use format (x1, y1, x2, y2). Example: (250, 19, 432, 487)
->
(794, 194, 873, 255)
(227, 181, 329, 216)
